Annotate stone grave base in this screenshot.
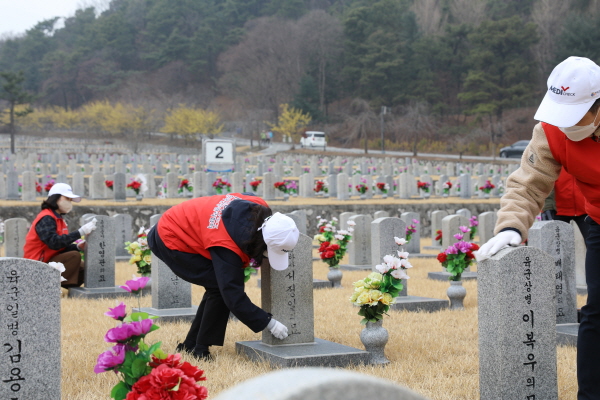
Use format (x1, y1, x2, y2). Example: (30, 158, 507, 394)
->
(408, 253, 437, 259)
(391, 296, 448, 312)
(577, 285, 588, 296)
(427, 271, 478, 281)
(556, 323, 578, 347)
(423, 245, 442, 251)
(339, 264, 372, 271)
(134, 306, 199, 323)
(68, 286, 132, 299)
(258, 278, 331, 289)
(236, 338, 369, 368)
(116, 255, 130, 261)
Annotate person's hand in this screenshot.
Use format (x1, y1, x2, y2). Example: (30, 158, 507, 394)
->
(76, 240, 86, 251)
(79, 218, 97, 236)
(540, 210, 556, 221)
(266, 318, 288, 340)
(475, 230, 522, 262)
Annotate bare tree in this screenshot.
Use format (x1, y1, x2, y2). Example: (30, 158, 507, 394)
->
(411, 0, 448, 35)
(396, 101, 437, 156)
(448, 0, 486, 25)
(341, 98, 379, 154)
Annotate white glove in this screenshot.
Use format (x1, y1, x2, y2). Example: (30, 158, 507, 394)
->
(475, 230, 522, 262)
(266, 318, 288, 340)
(79, 218, 97, 236)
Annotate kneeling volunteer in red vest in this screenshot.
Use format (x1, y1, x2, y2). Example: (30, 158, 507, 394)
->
(23, 183, 97, 287)
(147, 193, 299, 360)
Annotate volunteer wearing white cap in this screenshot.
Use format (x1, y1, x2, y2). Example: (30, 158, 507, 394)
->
(476, 56, 600, 399)
(147, 193, 299, 361)
(23, 183, 97, 287)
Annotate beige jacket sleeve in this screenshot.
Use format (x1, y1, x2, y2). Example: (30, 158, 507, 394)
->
(495, 123, 562, 240)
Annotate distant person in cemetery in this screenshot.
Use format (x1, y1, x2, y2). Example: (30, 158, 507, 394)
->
(147, 193, 299, 360)
(23, 183, 97, 288)
(476, 56, 600, 400)
(541, 167, 589, 240)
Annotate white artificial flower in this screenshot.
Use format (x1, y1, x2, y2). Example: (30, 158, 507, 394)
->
(335, 234, 344, 241)
(336, 229, 348, 236)
(316, 215, 321, 220)
(48, 262, 67, 282)
(391, 269, 409, 280)
(394, 237, 407, 246)
(347, 220, 356, 226)
(347, 227, 354, 233)
(139, 238, 148, 247)
(332, 217, 338, 222)
(400, 259, 413, 269)
(375, 264, 388, 273)
(138, 226, 146, 235)
(397, 251, 409, 259)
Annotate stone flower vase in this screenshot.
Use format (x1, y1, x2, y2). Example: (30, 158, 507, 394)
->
(422, 190, 431, 199)
(360, 320, 390, 365)
(382, 193, 388, 199)
(360, 193, 366, 200)
(447, 279, 466, 310)
(135, 193, 143, 201)
(327, 266, 343, 288)
(484, 192, 490, 199)
(283, 193, 290, 201)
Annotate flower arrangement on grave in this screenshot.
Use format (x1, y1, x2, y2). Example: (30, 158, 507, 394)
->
(249, 180, 262, 192)
(442, 181, 452, 195)
(178, 178, 193, 194)
(127, 180, 142, 195)
(417, 180, 430, 193)
(303, 167, 310, 174)
(124, 227, 152, 277)
(314, 180, 328, 194)
(376, 182, 389, 194)
(436, 227, 480, 281)
(405, 219, 419, 243)
(435, 229, 442, 246)
(35, 181, 42, 194)
(456, 182, 461, 192)
(0, 219, 4, 243)
(243, 258, 259, 283)
(285, 180, 298, 195)
(212, 178, 231, 194)
(105, 180, 114, 190)
(469, 216, 478, 239)
(355, 178, 369, 195)
(44, 179, 56, 193)
(274, 181, 288, 194)
(314, 218, 354, 268)
(479, 180, 495, 194)
(94, 276, 208, 400)
(350, 237, 412, 323)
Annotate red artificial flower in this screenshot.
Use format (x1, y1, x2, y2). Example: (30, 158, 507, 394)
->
(35, 182, 42, 193)
(465, 251, 474, 260)
(322, 250, 336, 259)
(328, 244, 340, 251)
(105, 180, 114, 188)
(470, 243, 480, 251)
(44, 182, 54, 192)
(434, 230, 442, 241)
(319, 226, 326, 233)
(437, 253, 447, 263)
(127, 181, 142, 190)
(126, 364, 208, 400)
(318, 241, 330, 252)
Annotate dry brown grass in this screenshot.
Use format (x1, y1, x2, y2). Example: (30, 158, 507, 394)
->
(59, 244, 582, 400)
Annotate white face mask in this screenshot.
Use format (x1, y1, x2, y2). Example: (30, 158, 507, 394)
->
(57, 196, 73, 214)
(559, 108, 600, 141)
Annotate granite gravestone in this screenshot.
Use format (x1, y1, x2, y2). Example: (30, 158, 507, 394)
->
(424, 210, 448, 249)
(135, 253, 198, 322)
(236, 234, 369, 367)
(166, 172, 179, 198)
(400, 212, 422, 255)
(336, 173, 349, 201)
(478, 246, 557, 400)
(6, 171, 19, 200)
(4, 218, 28, 258)
(112, 214, 133, 260)
(428, 214, 476, 281)
(90, 172, 105, 200)
(69, 216, 129, 299)
(0, 258, 61, 399)
(340, 215, 372, 271)
(21, 171, 36, 202)
(478, 211, 497, 245)
(263, 172, 276, 201)
(573, 221, 587, 296)
(113, 172, 126, 202)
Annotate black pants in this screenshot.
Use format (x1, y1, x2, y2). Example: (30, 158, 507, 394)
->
(147, 226, 230, 351)
(578, 216, 600, 399)
(554, 214, 590, 242)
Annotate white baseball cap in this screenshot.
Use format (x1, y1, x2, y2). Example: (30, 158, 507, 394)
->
(48, 183, 82, 202)
(261, 212, 299, 271)
(534, 56, 600, 127)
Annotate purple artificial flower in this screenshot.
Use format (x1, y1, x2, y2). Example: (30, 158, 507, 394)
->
(104, 302, 127, 321)
(94, 344, 126, 373)
(469, 216, 479, 227)
(459, 226, 469, 233)
(105, 323, 134, 343)
(127, 319, 154, 337)
(412, 219, 419, 224)
(120, 276, 150, 294)
(445, 245, 458, 255)
(457, 241, 472, 253)
(453, 233, 464, 241)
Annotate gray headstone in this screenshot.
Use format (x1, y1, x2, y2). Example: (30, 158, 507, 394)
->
(346, 215, 372, 268)
(456, 208, 471, 219)
(573, 220, 587, 294)
(430, 210, 448, 247)
(0, 174, 5, 200)
(528, 220, 577, 324)
(373, 211, 389, 219)
(371, 217, 405, 287)
(0, 258, 61, 399)
(113, 172, 126, 202)
(400, 212, 421, 254)
(166, 172, 178, 198)
(263, 172, 276, 201)
(339, 212, 357, 230)
(327, 174, 338, 197)
(478, 211, 497, 244)
(459, 174, 471, 198)
(6, 171, 19, 200)
(72, 172, 84, 198)
(112, 214, 133, 258)
(21, 171, 36, 202)
(288, 210, 307, 236)
(336, 173, 349, 201)
(192, 171, 204, 198)
(441, 215, 470, 249)
(150, 214, 162, 227)
(479, 246, 557, 400)
(4, 218, 28, 258)
(90, 172, 105, 200)
(82, 216, 116, 288)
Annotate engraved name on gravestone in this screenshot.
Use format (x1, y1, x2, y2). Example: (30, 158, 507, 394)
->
(4, 218, 28, 258)
(84, 216, 116, 288)
(112, 214, 133, 259)
(113, 172, 126, 202)
(479, 246, 557, 400)
(528, 221, 577, 324)
(0, 259, 62, 399)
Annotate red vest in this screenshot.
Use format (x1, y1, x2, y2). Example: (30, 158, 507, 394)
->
(157, 194, 268, 264)
(23, 209, 70, 262)
(555, 167, 587, 216)
(543, 122, 600, 221)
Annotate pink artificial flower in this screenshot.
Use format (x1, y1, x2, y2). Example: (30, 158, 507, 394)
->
(459, 226, 470, 233)
(105, 319, 153, 343)
(453, 233, 464, 241)
(120, 276, 150, 294)
(104, 302, 127, 321)
(128, 319, 154, 337)
(457, 241, 472, 253)
(445, 245, 458, 255)
(94, 344, 126, 373)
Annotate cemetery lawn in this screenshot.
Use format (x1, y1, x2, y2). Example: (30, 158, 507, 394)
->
(60, 246, 583, 400)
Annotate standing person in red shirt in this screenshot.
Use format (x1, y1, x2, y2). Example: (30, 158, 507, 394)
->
(147, 193, 299, 360)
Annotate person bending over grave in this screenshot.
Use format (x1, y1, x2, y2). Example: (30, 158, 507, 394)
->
(23, 183, 97, 288)
(147, 193, 299, 361)
(476, 56, 600, 400)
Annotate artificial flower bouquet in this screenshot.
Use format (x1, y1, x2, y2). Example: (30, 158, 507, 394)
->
(35, 181, 42, 194)
(125, 227, 152, 277)
(405, 219, 419, 243)
(249, 180, 262, 192)
(435, 229, 442, 246)
(285, 180, 298, 195)
(314, 217, 354, 268)
(95, 277, 208, 400)
(468, 215, 478, 239)
(350, 237, 412, 323)
(355, 178, 369, 194)
(376, 182, 389, 194)
(127, 180, 142, 195)
(274, 181, 288, 194)
(442, 181, 452, 195)
(44, 179, 56, 193)
(437, 228, 480, 281)
(178, 178, 193, 194)
(479, 180, 495, 194)
(106, 180, 114, 190)
(314, 180, 328, 194)
(417, 180, 430, 193)
(212, 178, 231, 194)
(243, 258, 259, 283)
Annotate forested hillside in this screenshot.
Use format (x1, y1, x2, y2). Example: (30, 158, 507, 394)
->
(1, 0, 600, 153)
